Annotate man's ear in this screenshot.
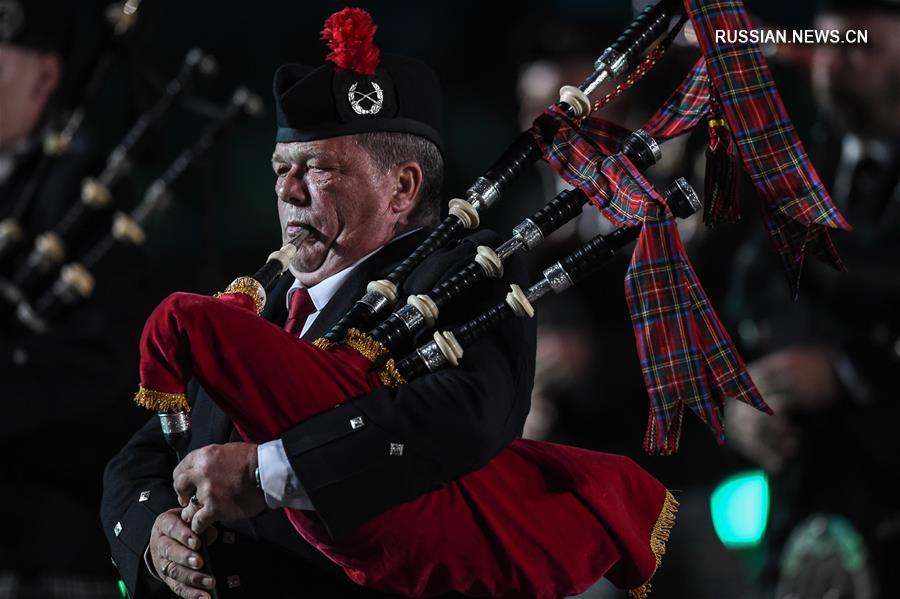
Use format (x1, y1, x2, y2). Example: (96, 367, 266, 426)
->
(389, 160, 423, 221)
(32, 53, 62, 103)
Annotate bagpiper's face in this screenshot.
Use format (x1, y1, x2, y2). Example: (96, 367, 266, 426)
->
(272, 136, 399, 286)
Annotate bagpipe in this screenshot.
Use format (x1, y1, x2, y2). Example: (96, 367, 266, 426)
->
(0, 0, 150, 264)
(132, 0, 852, 597)
(0, 47, 264, 333)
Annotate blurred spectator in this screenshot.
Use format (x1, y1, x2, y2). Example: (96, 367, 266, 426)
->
(725, 2, 900, 597)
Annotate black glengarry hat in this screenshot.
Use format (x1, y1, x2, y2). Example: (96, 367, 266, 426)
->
(0, 0, 75, 53)
(273, 8, 444, 154)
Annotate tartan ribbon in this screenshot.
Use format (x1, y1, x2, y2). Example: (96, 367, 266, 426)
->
(682, 0, 851, 297)
(642, 57, 711, 141)
(531, 107, 770, 454)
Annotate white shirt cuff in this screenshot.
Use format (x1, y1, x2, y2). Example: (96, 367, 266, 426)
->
(257, 439, 314, 510)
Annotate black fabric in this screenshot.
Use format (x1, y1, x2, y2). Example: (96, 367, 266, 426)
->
(273, 55, 444, 154)
(819, 0, 900, 14)
(0, 128, 149, 579)
(0, 0, 77, 53)
(100, 229, 536, 597)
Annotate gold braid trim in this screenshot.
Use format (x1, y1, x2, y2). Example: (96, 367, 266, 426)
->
(343, 328, 406, 388)
(628, 490, 679, 599)
(134, 386, 191, 413)
(214, 276, 265, 315)
(312, 338, 336, 350)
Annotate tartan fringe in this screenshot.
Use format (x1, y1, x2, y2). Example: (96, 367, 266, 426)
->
(343, 328, 406, 388)
(134, 386, 190, 413)
(628, 490, 679, 599)
(703, 119, 741, 227)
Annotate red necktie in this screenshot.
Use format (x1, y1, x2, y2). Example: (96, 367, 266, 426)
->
(283, 288, 315, 336)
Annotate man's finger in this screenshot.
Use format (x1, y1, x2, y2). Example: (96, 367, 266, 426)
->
(173, 470, 197, 508)
(181, 502, 199, 525)
(157, 535, 203, 570)
(164, 561, 216, 591)
(191, 504, 216, 535)
(161, 511, 201, 550)
(164, 575, 211, 599)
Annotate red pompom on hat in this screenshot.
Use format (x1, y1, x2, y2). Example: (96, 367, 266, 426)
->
(321, 7, 380, 76)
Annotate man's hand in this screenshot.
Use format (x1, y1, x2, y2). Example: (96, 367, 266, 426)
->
(149, 509, 216, 599)
(173, 442, 266, 534)
(726, 345, 839, 473)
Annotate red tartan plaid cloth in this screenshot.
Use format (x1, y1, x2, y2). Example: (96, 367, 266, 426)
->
(682, 0, 851, 297)
(642, 58, 711, 141)
(531, 107, 770, 454)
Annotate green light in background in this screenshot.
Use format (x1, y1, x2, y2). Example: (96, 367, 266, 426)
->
(117, 579, 130, 598)
(710, 470, 770, 548)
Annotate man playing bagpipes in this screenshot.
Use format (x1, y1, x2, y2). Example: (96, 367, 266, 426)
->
(101, 11, 542, 599)
(103, 2, 851, 597)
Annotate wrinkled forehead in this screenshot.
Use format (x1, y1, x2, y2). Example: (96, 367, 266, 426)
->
(271, 136, 363, 165)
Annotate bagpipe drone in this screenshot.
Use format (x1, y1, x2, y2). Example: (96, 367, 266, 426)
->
(133, 1, 851, 597)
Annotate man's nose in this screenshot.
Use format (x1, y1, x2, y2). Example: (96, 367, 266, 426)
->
(278, 169, 310, 207)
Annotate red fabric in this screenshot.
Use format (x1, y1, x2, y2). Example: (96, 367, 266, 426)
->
(137, 292, 673, 597)
(283, 288, 315, 336)
(321, 7, 380, 75)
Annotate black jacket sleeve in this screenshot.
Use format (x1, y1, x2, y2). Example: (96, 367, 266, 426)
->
(100, 411, 181, 597)
(280, 232, 537, 536)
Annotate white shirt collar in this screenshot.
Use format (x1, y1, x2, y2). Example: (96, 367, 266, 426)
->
(286, 250, 375, 313)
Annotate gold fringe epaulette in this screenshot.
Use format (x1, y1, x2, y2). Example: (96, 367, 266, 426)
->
(214, 276, 265, 315)
(343, 328, 406, 388)
(134, 386, 191, 413)
(629, 490, 679, 599)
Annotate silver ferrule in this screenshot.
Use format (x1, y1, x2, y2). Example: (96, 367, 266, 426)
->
(494, 237, 524, 261)
(416, 340, 449, 372)
(0, 279, 23, 304)
(395, 303, 426, 335)
(595, 48, 628, 79)
(525, 278, 553, 303)
(671, 177, 702, 217)
(233, 87, 263, 117)
(51, 278, 78, 303)
(512, 218, 544, 250)
(543, 262, 575, 294)
(158, 411, 191, 435)
(632, 129, 662, 163)
(133, 179, 170, 224)
(580, 67, 611, 96)
(104, 146, 129, 182)
(16, 301, 47, 334)
(358, 290, 393, 314)
(467, 177, 501, 211)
